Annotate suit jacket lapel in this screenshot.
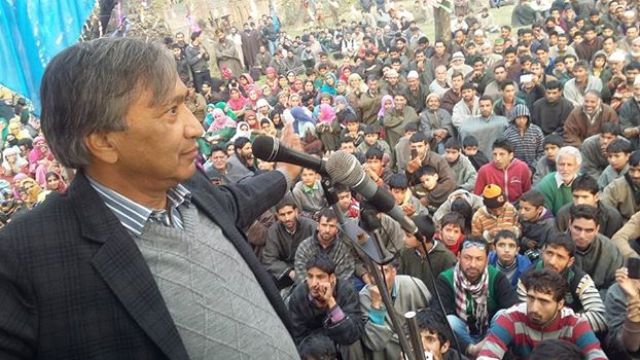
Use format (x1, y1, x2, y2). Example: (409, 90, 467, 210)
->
(68, 173, 189, 360)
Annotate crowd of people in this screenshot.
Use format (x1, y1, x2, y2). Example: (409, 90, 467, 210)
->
(2, 0, 640, 358)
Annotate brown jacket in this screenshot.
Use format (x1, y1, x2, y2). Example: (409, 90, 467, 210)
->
(563, 104, 619, 147)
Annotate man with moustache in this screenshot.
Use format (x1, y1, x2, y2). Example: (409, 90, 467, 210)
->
(479, 269, 607, 359)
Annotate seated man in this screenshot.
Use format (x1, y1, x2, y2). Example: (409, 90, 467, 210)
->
(605, 266, 640, 359)
(568, 204, 624, 296)
(292, 167, 329, 216)
(488, 230, 532, 288)
(474, 138, 532, 204)
(294, 208, 356, 283)
(478, 268, 607, 359)
(363, 147, 393, 188)
(335, 184, 360, 220)
(555, 174, 624, 238)
(415, 308, 467, 360)
(288, 253, 365, 357)
(434, 237, 519, 356)
(359, 259, 431, 360)
(261, 200, 317, 289)
(518, 189, 556, 258)
(471, 184, 521, 243)
(516, 234, 608, 333)
(611, 210, 640, 258)
(405, 132, 457, 207)
(398, 215, 458, 295)
(535, 146, 582, 215)
(601, 149, 640, 221)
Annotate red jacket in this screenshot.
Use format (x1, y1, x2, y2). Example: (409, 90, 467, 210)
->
(474, 159, 532, 203)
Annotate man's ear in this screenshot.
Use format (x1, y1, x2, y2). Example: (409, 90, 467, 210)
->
(84, 132, 119, 164)
(567, 256, 575, 268)
(441, 339, 450, 354)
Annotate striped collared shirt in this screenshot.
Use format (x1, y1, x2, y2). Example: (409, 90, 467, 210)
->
(87, 177, 192, 237)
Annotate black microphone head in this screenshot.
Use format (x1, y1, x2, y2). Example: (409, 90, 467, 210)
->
(252, 136, 279, 162)
(325, 151, 363, 186)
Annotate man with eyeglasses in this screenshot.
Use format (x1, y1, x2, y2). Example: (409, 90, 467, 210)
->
(516, 234, 608, 333)
(434, 237, 518, 357)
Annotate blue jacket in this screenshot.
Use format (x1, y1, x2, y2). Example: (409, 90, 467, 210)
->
(488, 252, 532, 288)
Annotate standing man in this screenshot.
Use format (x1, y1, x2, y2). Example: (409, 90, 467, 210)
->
(186, 31, 212, 92)
(213, 28, 243, 78)
(0, 38, 302, 358)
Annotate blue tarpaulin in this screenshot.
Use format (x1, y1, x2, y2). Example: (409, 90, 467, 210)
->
(0, 0, 96, 114)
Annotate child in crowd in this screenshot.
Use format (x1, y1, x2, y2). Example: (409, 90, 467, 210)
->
(532, 134, 563, 185)
(488, 229, 532, 288)
(412, 166, 441, 214)
(443, 138, 478, 191)
(462, 135, 489, 170)
(291, 167, 328, 217)
(517, 189, 556, 261)
(598, 138, 632, 190)
(471, 184, 521, 244)
(433, 212, 466, 255)
(388, 173, 428, 217)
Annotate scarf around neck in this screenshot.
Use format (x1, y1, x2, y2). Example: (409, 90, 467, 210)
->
(454, 263, 490, 334)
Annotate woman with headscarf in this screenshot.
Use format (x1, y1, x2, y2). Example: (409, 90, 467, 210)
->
(227, 87, 249, 118)
(44, 171, 67, 193)
(315, 103, 341, 151)
(377, 95, 395, 124)
(238, 73, 255, 94)
(334, 95, 358, 124)
(214, 101, 238, 121)
(339, 65, 354, 82)
(335, 79, 348, 97)
(2, 146, 28, 178)
(320, 72, 338, 96)
(15, 176, 42, 209)
(245, 86, 262, 110)
(289, 106, 316, 138)
(229, 121, 254, 144)
(301, 80, 318, 103)
(204, 108, 237, 150)
(264, 67, 279, 94)
(346, 73, 368, 96)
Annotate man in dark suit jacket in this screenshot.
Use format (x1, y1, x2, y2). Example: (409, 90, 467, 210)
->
(0, 37, 302, 359)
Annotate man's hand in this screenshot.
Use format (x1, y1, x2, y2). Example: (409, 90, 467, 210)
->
(624, 127, 640, 138)
(362, 273, 373, 285)
(402, 203, 416, 216)
(276, 123, 303, 181)
(617, 268, 640, 300)
(406, 158, 421, 174)
(369, 285, 383, 309)
(628, 297, 640, 323)
(288, 269, 296, 280)
(318, 280, 337, 309)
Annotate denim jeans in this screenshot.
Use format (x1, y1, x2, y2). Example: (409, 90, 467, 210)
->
(446, 309, 506, 346)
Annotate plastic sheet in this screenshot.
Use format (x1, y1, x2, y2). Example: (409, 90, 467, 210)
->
(0, 0, 96, 114)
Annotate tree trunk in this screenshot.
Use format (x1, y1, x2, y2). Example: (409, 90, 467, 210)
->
(434, 5, 451, 43)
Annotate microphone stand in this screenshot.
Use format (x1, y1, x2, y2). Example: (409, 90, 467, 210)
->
(320, 177, 417, 360)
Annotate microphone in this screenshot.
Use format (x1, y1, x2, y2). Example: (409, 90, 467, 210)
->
(252, 136, 327, 175)
(325, 151, 418, 235)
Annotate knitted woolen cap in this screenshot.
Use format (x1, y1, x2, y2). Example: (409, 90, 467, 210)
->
(482, 184, 506, 209)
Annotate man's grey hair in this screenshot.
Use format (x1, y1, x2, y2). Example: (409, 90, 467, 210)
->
(40, 37, 177, 169)
(556, 146, 583, 166)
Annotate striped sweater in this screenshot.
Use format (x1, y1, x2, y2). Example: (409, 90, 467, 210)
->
(478, 303, 607, 360)
(471, 203, 521, 242)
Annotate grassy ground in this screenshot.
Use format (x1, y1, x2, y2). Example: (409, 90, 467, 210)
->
(281, 2, 517, 41)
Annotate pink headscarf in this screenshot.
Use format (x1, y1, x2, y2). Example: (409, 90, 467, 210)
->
(317, 104, 337, 125)
(377, 95, 395, 118)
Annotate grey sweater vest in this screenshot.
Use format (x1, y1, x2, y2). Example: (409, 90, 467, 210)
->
(136, 204, 298, 360)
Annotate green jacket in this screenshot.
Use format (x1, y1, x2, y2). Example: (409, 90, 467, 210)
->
(535, 172, 573, 216)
